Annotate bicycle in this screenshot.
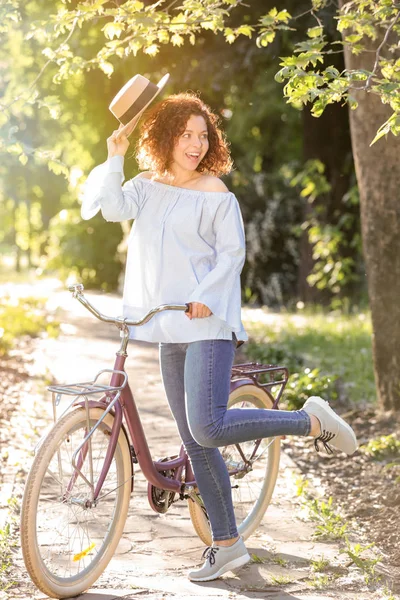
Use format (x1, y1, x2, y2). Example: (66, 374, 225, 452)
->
(21, 283, 288, 599)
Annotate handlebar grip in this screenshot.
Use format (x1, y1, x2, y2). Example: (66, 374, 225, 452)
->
(185, 303, 191, 313)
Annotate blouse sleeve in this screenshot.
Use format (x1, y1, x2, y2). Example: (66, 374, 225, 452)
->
(81, 155, 143, 222)
(187, 193, 246, 331)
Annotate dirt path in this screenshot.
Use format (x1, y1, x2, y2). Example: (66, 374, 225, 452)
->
(3, 287, 396, 600)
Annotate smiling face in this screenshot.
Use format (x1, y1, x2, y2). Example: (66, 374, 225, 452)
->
(171, 114, 210, 173)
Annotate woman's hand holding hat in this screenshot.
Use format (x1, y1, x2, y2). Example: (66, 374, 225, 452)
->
(107, 124, 130, 158)
(106, 73, 170, 159)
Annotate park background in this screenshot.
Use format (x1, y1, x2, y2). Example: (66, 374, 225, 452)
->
(1, 1, 400, 598)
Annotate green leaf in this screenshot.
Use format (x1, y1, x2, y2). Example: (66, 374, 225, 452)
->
(370, 113, 400, 145)
(224, 27, 236, 44)
(47, 160, 69, 177)
(324, 66, 340, 79)
(260, 15, 275, 27)
(276, 10, 291, 22)
(171, 33, 184, 47)
(307, 26, 323, 39)
(102, 22, 125, 40)
(256, 31, 275, 48)
(348, 96, 358, 110)
(144, 44, 159, 56)
(311, 97, 328, 118)
(236, 25, 254, 38)
(345, 33, 363, 44)
(99, 60, 114, 76)
(157, 30, 170, 44)
(274, 66, 291, 83)
(131, 1, 144, 9)
(128, 40, 142, 56)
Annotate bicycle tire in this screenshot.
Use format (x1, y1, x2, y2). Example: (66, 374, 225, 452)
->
(188, 384, 280, 546)
(21, 407, 132, 599)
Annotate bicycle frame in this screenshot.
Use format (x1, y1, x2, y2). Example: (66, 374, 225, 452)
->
(70, 353, 193, 501)
(53, 284, 288, 506)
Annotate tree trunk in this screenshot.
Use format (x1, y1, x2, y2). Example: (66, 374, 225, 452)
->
(340, 11, 400, 410)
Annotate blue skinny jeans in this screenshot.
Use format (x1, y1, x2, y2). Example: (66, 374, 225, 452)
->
(158, 335, 311, 541)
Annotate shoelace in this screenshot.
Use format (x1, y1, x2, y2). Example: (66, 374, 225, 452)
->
(314, 429, 335, 454)
(202, 546, 219, 565)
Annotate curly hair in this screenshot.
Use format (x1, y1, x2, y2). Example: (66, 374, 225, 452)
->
(134, 92, 233, 179)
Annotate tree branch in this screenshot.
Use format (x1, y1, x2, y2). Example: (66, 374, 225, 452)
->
(365, 9, 400, 90)
(1, 15, 80, 113)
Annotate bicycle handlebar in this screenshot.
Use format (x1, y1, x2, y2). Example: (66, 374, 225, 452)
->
(68, 283, 190, 328)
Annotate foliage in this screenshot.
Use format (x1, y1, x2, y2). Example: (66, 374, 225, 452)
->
(295, 474, 384, 588)
(47, 208, 123, 291)
(251, 552, 287, 566)
(2, 0, 398, 172)
(0, 522, 17, 592)
(0, 497, 20, 593)
(0, 295, 59, 355)
(339, 539, 382, 585)
(310, 556, 330, 572)
(285, 367, 337, 411)
(244, 338, 303, 375)
(275, 1, 400, 142)
(270, 575, 293, 586)
(309, 573, 331, 589)
(308, 496, 348, 540)
(243, 310, 374, 405)
(361, 434, 400, 460)
(287, 159, 362, 300)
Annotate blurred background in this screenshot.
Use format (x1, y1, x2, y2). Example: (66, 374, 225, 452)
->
(0, 0, 364, 308)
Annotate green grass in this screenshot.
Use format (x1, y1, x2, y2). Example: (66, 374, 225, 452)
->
(361, 434, 400, 459)
(0, 498, 20, 593)
(339, 539, 382, 585)
(270, 575, 293, 585)
(310, 556, 330, 572)
(243, 309, 374, 406)
(0, 295, 60, 355)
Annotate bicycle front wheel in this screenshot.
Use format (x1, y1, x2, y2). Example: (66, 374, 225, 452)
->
(188, 384, 280, 546)
(21, 407, 132, 599)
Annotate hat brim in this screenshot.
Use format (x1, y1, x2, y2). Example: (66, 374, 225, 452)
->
(116, 73, 170, 138)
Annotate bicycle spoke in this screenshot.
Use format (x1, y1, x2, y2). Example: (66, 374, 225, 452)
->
(35, 419, 123, 578)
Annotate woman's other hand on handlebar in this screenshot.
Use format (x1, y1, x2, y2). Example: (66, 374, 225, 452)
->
(107, 124, 130, 158)
(185, 302, 212, 320)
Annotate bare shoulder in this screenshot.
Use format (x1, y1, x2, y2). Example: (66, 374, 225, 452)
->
(135, 171, 154, 180)
(197, 175, 230, 193)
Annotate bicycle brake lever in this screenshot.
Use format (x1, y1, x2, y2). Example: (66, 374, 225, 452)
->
(68, 283, 84, 296)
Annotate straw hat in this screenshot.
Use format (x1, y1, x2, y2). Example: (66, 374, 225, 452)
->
(109, 72, 170, 137)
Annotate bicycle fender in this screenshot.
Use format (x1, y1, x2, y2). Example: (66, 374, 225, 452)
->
(230, 377, 281, 411)
(72, 399, 134, 492)
(230, 377, 255, 393)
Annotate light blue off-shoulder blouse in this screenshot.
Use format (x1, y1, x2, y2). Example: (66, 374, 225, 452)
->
(81, 155, 248, 344)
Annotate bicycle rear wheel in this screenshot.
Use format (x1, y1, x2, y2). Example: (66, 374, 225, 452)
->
(21, 407, 132, 599)
(188, 384, 280, 546)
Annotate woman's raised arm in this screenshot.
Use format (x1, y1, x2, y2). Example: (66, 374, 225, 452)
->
(81, 127, 144, 222)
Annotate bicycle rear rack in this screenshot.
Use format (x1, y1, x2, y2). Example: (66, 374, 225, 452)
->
(47, 368, 127, 418)
(231, 362, 289, 408)
(34, 369, 128, 455)
(32, 369, 130, 500)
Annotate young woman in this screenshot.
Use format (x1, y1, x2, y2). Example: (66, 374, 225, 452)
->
(82, 92, 358, 582)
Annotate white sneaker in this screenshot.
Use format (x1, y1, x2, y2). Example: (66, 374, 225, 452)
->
(302, 396, 358, 456)
(188, 537, 251, 582)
